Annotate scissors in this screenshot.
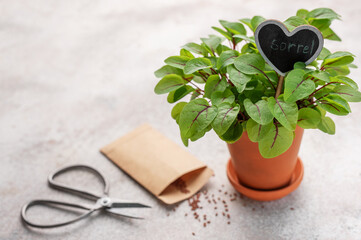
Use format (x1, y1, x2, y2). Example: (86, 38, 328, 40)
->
(21, 164, 151, 228)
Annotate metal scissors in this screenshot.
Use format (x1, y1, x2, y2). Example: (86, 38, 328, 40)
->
(21, 164, 151, 228)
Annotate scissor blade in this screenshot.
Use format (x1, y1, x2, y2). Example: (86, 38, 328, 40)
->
(110, 201, 151, 208)
(105, 208, 144, 219)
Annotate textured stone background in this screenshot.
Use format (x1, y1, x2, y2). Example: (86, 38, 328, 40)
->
(1, 0, 361, 239)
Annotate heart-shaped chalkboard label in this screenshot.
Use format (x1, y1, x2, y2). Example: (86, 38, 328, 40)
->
(255, 20, 324, 76)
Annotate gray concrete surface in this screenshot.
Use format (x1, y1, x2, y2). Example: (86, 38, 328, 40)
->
(1, 0, 361, 239)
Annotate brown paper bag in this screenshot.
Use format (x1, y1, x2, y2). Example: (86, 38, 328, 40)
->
(100, 124, 214, 205)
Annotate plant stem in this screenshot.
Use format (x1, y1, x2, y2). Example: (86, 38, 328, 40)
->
(275, 75, 285, 99)
(183, 77, 204, 92)
(198, 72, 208, 81)
(232, 38, 236, 50)
(239, 111, 246, 120)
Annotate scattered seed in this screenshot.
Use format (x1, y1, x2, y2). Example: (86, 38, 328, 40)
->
(192, 233, 195, 236)
(227, 221, 230, 225)
(290, 207, 294, 210)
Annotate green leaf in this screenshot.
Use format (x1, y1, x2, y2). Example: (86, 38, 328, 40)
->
(284, 69, 315, 102)
(179, 98, 218, 139)
(211, 89, 235, 106)
(258, 125, 294, 158)
(307, 70, 330, 82)
(233, 34, 255, 43)
(296, 9, 309, 19)
(212, 26, 232, 40)
(219, 120, 243, 143)
(318, 94, 351, 116)
(284, 16, 309, 31)
(309, 18, 331, 31)
(322, 27, 341, 41)
(331, 76, 359, 90)
(227, 65, 252, 93)
(297, 108, 321, 129)
(204, 75, 227, 98)
(189, 125, 211, 142)
(332, 85, 361, 102)
(294, 62, 306, 69)
(191, 91, 201, 100)
(306, 8, 340, 20)
(241, 42, 257, 54)
(246, 119, 274, 142)
(171, 102, 187, 123)
(154, 74, 185, 94)
(251, 16, 266, 31)
(234, 53, 265, 75)
(184, 58, 212, 75)
(244, 99, 273, 125)
(317, 116, 335, 135)
(318, 48, 331, 60)
(348, 63, 358, 69)
(154, 65, 183, 78)
(182, 43, 207, 56)
(322, 51, 354, 67)
(167, 85, 194, 103)
(192, 75, 206, 84)
(201, 35, 223, 55)
(268, 97, 298, 131)
(326, 65, 350, 76)
(239, 18, 252, 30)
(216, 44, 232, 56)
(180, 49, 195, 58)
(217, 50, 239, 69)
(164, 56, 191, 69)
(219, 20, 247, 35)
(212, 103, 240, 135)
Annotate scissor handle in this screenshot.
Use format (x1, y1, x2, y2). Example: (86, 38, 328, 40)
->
(48, 164, 109, 200)
(21, 199, 97, 228)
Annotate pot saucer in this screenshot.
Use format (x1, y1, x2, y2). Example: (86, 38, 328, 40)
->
(226, 157, 304, 201)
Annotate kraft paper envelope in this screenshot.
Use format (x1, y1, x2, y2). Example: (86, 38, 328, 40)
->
(100, 124, 214, 205)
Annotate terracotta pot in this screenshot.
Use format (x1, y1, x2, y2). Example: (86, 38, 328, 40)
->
(227, 126, 304, 190)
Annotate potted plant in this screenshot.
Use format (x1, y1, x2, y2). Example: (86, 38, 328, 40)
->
(154, 8, 361, 201)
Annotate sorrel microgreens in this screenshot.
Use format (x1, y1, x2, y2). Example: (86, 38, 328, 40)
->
(154, 8, 361, 158)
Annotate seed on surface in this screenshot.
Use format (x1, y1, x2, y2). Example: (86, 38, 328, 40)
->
(192, 233, 195, 236)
